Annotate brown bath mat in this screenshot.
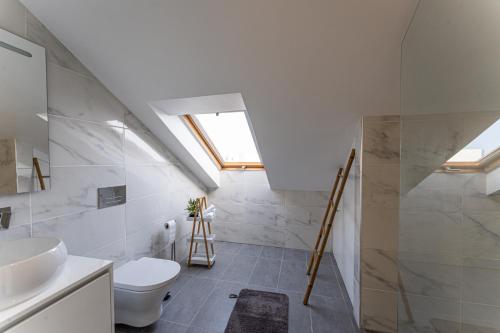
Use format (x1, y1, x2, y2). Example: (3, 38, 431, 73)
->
(224, 289, 289, 333)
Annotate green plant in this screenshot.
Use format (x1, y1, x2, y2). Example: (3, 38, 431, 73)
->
(185, 198, 199, 217)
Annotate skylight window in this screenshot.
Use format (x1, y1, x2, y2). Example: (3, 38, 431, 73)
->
(184, 111, 263, 170)
(446, 119, 500, 163)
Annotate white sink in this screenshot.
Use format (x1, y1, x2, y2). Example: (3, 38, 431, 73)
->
(0, 238, 67, 310)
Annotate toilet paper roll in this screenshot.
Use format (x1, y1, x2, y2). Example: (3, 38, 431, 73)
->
(165, 220, 176, 244)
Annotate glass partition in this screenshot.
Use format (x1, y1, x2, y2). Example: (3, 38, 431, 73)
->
(400, 0, 500, 332)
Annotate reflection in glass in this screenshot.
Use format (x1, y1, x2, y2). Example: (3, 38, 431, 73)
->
(0, 28, 49, 194)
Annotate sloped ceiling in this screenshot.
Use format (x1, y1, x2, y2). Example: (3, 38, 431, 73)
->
(22, 0, 417, 191)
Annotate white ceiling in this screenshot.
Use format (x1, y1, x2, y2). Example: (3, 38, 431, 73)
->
(22, 0, 417, 191)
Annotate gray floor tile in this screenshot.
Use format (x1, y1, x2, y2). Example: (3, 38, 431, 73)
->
(283, 248, 308, 262)
(306, 251, 334, 264)
(238, 244, 263, 256)
(278, 260, 308, 293)
(310, 263, 343, 298)
(162, 277, 218, 325)
(310, 295, 354, 333)
(311, 276, 343, 298)
(217, 241, 243, 254)
(165, 274, 193, 303)
(115, 324, 143, 333)
(195, 253, 235, 279)
(261, 246, 284, 259)
(247, 285, 279, 293)
(185, 325, 220, 333)
(190, 282, 246, 333)
(281, 291, 313, 333)
(156, 242, 358, 333)
(143, 320, 189, 333)
(179, 258, 205, 276)
(221, 254, 258, 283)
(248, 258, 281, 288)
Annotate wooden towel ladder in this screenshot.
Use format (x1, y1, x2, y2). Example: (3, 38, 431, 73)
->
(187, 196, 216, 268)
(303, 148, 355, 305)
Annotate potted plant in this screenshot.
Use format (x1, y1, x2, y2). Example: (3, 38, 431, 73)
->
(185, 198, 199, 220)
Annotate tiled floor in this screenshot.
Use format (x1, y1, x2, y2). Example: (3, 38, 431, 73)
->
(116, 241, 360, 333)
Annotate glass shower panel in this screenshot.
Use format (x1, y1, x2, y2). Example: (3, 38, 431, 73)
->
(400, 1, 500, 332)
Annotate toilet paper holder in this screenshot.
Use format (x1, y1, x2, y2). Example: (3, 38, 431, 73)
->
(164, 222, 176, 261)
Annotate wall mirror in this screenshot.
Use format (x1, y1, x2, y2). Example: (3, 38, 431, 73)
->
(0, 28, 49, 194)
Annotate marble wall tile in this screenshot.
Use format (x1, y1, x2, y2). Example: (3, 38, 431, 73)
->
(49, 115, 124, 166)
(126, 165, 172, 200)
(47, 63, 127, 124)
(0, 139, 18, 193)
(84, 237, 127, 268)
(284, 224, 323, 251)
(0, 193, 30, 227)
(399, 259, 461, 300)
(244, 203, 278, 226)
(361, 288, 397, 333)
(208, 170, 332, 251)
(126, 219, 170, 261)
(362, 207, 398, 252)
(401, 187, 462, 213)
(0, 225, 30, 241)
(398, 294, 460, 333)
(283, 190, 329, 208)
(210, 200, 246, 224)
(361, 249, 398, 292)
(362, 165, 400, 209)
(26, 11, 93, 78)
(31, 166, 125, 222)
(32, 206, 126, 256)
(463, 173, 500, 213)
(243, 171, 269, 185)
(462, 302, 500, 333)
(463, 258, 500, 307)
(125, 195, 163, 236)
(215, 221, 286, 248)
(0, 0, 25, 37)
(399, 211, 462, 255)
(124, 113, 175, 166)
(208, 183, 245, 205)
(244, 183, 283, 206)
(362, 118, 400, 166)
(463, 212, 500, 259)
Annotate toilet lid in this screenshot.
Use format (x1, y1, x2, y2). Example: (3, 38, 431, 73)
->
(114, 257, 181, 292)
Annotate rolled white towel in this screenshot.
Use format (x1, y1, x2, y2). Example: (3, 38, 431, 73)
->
(204, 211, 216, 222)
(203, 204, 216, 215)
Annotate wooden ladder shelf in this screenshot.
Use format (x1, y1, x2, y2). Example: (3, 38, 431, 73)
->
(187, 196, 216, 268)
(303, 148, 355, 305)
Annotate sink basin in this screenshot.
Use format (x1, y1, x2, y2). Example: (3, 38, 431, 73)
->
(0, 238, 67, 310)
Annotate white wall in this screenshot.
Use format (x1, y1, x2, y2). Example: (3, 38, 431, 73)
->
(208, 170, 331, 250)
(0, 0, 206, 266)
(332, 120, 361, 325)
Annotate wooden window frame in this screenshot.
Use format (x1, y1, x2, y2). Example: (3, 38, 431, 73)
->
(182, 115, 265, 171)
(440, 147, 500, 173)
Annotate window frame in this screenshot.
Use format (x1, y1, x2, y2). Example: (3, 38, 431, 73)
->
(183, 114, 264, 171)
(440, 147, 500, 173)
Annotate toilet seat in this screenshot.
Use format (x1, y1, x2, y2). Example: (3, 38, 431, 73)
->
(114, 257, 180, 292)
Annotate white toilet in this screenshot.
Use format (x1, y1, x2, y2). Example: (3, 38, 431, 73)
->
(113, 257, 180, 327)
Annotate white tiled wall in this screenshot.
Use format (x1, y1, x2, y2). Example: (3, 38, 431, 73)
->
(208, 170, 331, 251)
(0, 0, 206, 266)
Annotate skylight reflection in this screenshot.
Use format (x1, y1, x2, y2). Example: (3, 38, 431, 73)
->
(447, 119, 500, 162)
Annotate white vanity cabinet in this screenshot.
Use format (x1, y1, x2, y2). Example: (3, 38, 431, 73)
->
(0, 256, 114, 333)
(6, 274, 112, 333)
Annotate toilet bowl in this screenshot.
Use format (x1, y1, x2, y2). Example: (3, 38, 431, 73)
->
(113, 257, 180, 327)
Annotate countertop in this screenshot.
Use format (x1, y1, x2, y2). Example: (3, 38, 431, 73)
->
(0, 255, 112, 331)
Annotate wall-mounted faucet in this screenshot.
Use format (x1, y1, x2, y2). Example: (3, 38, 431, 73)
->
(0, 207, 12, 230)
